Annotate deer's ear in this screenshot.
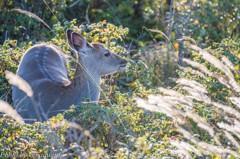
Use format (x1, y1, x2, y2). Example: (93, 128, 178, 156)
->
(66, 29, 90, 51)
(66, 29, 74, 49)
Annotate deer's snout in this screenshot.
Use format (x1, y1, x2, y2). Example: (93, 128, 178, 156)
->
(119, 59, 128, 71)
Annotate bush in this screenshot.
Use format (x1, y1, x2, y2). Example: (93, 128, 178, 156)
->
(0, 115, 66, 158)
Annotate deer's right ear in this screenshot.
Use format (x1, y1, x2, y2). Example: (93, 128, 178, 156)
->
(66, 29, 89, 52)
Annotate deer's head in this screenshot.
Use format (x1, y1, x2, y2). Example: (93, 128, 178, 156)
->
(66, 29, 128, 76)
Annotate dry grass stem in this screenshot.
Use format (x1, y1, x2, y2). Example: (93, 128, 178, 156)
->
(158, 87, 185, 98)
(183, 58, 232, 89)
(197, 142, 240, 158)
(5, 70, 33, 97)
(229, 97, 240, 108)
(221, 56, 235, 71)
(184, 110, 215, 137)
(217, 122, 240, 138)
(177, 127, 198, 144)
(137, 94, 215, 137)
(171, 141, 202, 156)
(12, 9, 52, 31)
(135, 97, 185, 124)
(162, 96, 193, 109)
(211, 102, 240, 118)
(0, 100, 24, 124)
(189, 44, 240, 93)
(224, 131, 240, 149)
(183, 58, 213, 76)
(181, 86, 211, 103)
(179, 66, 207, 79)
(177, 78, 208, 94)
(170, 141, 193, 159)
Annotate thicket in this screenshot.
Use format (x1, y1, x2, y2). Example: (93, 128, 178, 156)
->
(0, 0, 239, 158)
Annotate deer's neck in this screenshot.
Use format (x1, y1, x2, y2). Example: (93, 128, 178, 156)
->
(70, 57, 101, 104)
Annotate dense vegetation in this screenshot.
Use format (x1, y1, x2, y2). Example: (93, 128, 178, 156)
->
(0, 0, 239, 158)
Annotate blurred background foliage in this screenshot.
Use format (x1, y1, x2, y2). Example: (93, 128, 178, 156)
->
(0, 0, 239, 45)
(0, 0, 240, 158)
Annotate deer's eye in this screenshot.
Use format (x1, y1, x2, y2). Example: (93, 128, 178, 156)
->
(104, 52, 110, 57)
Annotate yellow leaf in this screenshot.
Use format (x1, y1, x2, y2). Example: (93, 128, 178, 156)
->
(102, 36, 108, 42)
(93, 36, 99, 42)
(174, 42, 179, 51)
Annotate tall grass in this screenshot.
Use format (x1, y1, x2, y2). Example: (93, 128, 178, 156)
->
(136, 44, 240, 158)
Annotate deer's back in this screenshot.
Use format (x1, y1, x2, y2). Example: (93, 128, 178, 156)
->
(12, 43, 71, 122)
(16, 43, 70, 85)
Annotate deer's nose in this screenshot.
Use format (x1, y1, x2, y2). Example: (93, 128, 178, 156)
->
(119, 59, 128, 71)
(121, 59, 128, 65)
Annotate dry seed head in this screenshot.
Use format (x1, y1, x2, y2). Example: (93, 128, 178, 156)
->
(0, 100, 24, 124)
(224, 131, 240, 149)
(217, 122, 240, 138)
(229, 97, 240, 108)
(189, 45, 240, 93)
(5, 71, 33, 97)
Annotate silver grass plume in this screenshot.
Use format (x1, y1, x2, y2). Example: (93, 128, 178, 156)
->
(5, 71, 33, 97)
(0, 100, 24, 124)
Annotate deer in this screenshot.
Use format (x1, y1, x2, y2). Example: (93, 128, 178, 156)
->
(12, 29, 128, 123)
